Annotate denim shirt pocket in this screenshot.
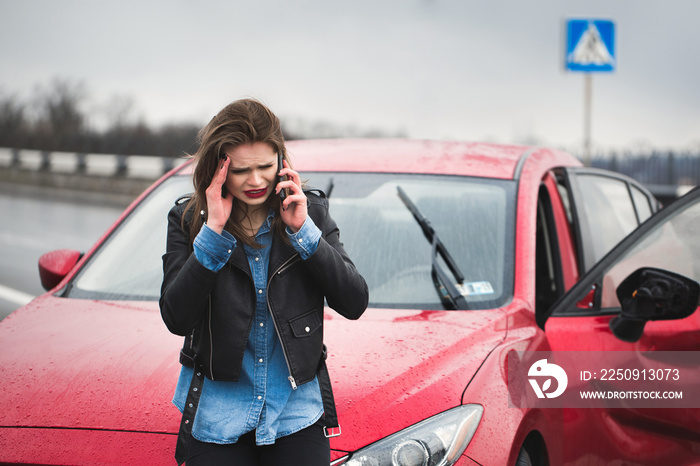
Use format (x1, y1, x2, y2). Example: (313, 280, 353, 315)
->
(289, 309, 322, 338)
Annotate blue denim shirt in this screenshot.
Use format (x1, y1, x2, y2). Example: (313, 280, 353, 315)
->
(173, 210, 324, 445)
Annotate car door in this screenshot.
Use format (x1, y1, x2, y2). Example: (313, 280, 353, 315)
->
(533, 168, 658, 315)
(539, 186, 700, 464)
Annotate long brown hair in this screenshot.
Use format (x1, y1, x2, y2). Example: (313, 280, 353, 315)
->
(183, 98, 290, 249)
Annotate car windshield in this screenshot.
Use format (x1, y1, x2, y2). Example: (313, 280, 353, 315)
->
(67, 172, 516, 310)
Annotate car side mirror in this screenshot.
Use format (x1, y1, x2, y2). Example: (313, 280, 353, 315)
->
(38, 249, 82, 291)
(610, 267, 700, 342)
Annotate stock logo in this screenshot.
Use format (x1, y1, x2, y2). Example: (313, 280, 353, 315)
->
(528, 359, 568, 399)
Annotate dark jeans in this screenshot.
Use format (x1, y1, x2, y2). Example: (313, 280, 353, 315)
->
(185, 421, 330, 466)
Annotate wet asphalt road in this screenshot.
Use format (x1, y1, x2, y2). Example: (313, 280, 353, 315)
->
(0, 184, 130, 321)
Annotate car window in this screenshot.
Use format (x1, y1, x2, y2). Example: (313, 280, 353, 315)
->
(574, 174, 639, 265)
(302, 173, 516, 310)
(630, 185, 652, 223)
(67, 172, 516, 310)
(599, 198, 700, 309)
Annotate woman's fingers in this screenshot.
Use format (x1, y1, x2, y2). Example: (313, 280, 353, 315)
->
(277, 164, 304, 209)
(277, 160, 302, 195)
(278, 160, 307, 232)
(205, 157, 232, 234)
(212, 157, 230, 196)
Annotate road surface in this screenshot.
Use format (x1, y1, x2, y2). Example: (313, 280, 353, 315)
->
(0, 184, 130, 320)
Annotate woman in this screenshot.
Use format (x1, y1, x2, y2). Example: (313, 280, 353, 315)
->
(160, 99, 368, 465)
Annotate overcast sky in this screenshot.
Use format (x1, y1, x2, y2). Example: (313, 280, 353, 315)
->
(1, 0, 699, 155)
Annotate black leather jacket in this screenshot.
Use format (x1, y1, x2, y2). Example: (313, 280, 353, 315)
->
(160, 191, 368, 387)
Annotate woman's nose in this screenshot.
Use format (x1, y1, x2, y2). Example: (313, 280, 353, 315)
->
(248, 170, 262, 185)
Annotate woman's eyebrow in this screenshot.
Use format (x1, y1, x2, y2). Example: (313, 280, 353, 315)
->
(230, 162, 274, 170)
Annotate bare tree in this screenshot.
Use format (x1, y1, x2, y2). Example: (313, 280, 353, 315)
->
(0, 91, 28, 147)
(33, 78, 88, 151)
(101, 93, 137, 131)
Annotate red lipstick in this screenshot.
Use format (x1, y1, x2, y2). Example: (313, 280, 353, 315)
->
(244, 187, 268, 199)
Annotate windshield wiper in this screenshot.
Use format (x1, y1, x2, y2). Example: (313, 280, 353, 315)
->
(325, 177, 334, 198)
(396, 186, 469, 310)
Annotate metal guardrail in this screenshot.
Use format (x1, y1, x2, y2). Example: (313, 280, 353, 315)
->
(0, 147, 189, 202)
(0, 147, 186, 180)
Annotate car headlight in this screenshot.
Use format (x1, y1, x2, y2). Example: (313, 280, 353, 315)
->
(345, 404, 483, 466)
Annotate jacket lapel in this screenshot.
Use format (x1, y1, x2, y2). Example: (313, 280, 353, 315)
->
(229, 242, 252, 278)
(268, 234, 299, 279)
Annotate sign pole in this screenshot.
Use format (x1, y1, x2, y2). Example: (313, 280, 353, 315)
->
(583, 74, 592, 166)
(565, 18, 615, 165)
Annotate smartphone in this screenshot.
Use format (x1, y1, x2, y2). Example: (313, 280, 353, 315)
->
(277, 152, 287, 202)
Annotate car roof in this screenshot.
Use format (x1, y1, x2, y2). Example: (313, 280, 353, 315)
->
(175, 139, 579, 180)
(289, 139, 554, 179)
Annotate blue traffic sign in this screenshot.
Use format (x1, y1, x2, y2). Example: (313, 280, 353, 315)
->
(565, 19, 616, 73)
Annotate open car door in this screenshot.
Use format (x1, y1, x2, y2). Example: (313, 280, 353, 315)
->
(539, 186, 700, 463)
(561, 166, 659, 274)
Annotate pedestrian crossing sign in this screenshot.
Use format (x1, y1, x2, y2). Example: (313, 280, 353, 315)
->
(565, 19, 616, 72)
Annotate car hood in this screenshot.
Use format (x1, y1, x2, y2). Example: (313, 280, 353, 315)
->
(323, 307, 507, 452)
(0, 296, 508, 448)
(0, 294, 183, 434)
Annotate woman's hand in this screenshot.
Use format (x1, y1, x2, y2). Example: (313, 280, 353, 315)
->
(205, 157, 233, 234)
(277, 160, 307, 233)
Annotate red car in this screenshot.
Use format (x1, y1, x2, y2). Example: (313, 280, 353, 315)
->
(2, 139, 698, 465)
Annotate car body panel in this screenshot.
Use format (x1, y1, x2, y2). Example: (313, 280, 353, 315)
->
(1, 295, 181, 432)
(0, 428, 176, 466)
(460, 298, 565, 466)
(325, 307, 508, 451)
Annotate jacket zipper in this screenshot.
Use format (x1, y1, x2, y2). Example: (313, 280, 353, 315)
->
(208, 295, 215, 380)
(267, 254, 301, 390)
